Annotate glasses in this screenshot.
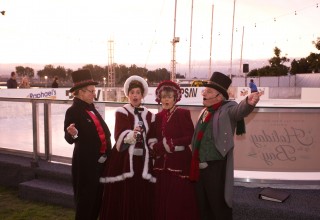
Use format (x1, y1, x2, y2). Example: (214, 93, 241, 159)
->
(201, 89, 219, 96)
(82, 88, 96, 94)
(161, 95, 174, 99)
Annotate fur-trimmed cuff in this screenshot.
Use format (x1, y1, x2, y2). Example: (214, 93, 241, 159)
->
(163, 137, 174, 153)
(148, 138, 157, 150)
(124, 131, 136, 145)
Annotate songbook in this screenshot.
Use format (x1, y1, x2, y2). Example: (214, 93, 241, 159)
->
(258, 188, 290, 203)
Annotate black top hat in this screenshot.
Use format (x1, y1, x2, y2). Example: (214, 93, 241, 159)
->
(70, 69, 98, 92)
(204, 72, 232, 100)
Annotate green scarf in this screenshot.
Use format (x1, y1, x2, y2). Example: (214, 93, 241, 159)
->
(190, 101, 246, 181)
(190, 102, 221, 181)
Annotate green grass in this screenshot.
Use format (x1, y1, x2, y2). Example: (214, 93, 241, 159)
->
(0, 186, 75, 220)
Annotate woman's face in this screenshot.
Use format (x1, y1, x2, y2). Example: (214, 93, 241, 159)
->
(128, 87, 143, 107)
(160, 91, 175, 110)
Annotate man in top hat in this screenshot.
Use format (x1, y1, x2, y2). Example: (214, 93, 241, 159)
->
(64, 69, 112, 220)
(190, 72, 260, 220)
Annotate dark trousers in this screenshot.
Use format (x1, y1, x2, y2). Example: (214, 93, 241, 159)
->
(195, 160, 232, 220)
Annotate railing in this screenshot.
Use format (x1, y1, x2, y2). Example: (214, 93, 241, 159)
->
(1, 97, 320, 185)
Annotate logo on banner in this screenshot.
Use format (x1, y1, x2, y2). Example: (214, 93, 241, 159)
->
(28, 89, 57, 99)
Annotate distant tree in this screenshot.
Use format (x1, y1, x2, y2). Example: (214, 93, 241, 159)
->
(15, 66, 35, 78)
(312, 37, 320, 50)
(306, 53, 320, 73)
(290, 58, 311, 75)
(37, 65, 55, 79)
(146, 68, 170, 83)
(290, 37, 320, 74)
(114, 64, 129, 86)
(248, 47, 290, 76)
(176, 73, 185, 79)
(37, 65, 69, 81)
(55, 66, 68, 80)
(82, 64, 107, 83)
(65, 68, 73, 81)
(128, 64, 148, 78)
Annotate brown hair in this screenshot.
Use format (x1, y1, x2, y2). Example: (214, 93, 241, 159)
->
(128, 80, 144, 95)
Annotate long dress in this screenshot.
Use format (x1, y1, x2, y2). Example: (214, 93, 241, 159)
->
(100, 104, 156, 220)
(150, 106, 199, 220)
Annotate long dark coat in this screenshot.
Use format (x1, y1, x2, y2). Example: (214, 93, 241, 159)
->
(99, 104, 156, 220)
(64, 97, 111, 220)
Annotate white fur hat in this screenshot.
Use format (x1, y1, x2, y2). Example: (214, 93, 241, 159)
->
(123, 75, 148, 98)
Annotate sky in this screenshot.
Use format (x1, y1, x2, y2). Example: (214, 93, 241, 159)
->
(0, 0, 320, 78)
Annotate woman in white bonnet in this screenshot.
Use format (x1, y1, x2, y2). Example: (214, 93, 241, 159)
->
(100, 75, 156, 220)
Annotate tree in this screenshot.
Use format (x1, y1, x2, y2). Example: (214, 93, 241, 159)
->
(176, 73, 185, 79)
(290, 58, 311, 74)
(306, 53, 320, 73)
(55, 66, 68, 80)
(291, 38, 320, 74)
(312, 37, 320, 50)
(37, 65, 56, 79)
(146, 68, 170, 83)
(115, 64, 130, 86)
(248, 47, 290, 76)
(15, 66, 35, 78)
(37, 65, 69, 81)
(82, 64, 107, 83)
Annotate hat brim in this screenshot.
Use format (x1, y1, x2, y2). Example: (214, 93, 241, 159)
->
(155, 80, 182, 103)
(123, 75, 148, 98)
(204, 82, 229, 100)
(70, 81, 98, 93)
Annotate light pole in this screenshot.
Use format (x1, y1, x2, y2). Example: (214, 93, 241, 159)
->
(44, 76, 48, 88)
(171, 0, 179, 82)
(103, 77, 106, 101)
(229, 0, 236, 78)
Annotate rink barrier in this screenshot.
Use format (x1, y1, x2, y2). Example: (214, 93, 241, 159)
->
(0, 97, 320, 186)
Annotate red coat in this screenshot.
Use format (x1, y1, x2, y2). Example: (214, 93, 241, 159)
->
(100, 104, 155, 183)
(100, 104, 156, 220)
(151, 107, 195, 178)
(149, 107, 199, 220)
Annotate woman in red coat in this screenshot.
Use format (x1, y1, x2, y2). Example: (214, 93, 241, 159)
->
(149, 81, 199, 220)
(100, 75, 156, 220)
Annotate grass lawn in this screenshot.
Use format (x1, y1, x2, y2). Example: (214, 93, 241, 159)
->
(0, 186, 75, 220)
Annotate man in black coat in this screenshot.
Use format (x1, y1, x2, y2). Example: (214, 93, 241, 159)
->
(7, 71, 18, 88)
(64, 69, 112, 220)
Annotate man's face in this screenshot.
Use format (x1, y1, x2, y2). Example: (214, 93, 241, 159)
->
(79, 85, 96, 104)
(201, 87, 222, 107)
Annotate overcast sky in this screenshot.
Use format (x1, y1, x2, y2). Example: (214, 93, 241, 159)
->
(0, 0, 319, 77)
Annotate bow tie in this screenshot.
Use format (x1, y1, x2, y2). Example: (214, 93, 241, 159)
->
(134, 107, 144, 114)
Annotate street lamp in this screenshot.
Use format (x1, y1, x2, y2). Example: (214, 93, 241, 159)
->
(44, 76, 48, 88)
(103, 77, 106, 101)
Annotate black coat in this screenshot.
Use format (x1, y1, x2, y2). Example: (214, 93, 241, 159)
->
(7, 78, 17, 88)
(64, 97, 111, 220)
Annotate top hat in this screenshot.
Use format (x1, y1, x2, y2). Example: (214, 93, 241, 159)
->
(123, 75, 149, 98)
(155, 80, 182, 103)
(69, 69, 98, 92)
(204, 72, 232, 100)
